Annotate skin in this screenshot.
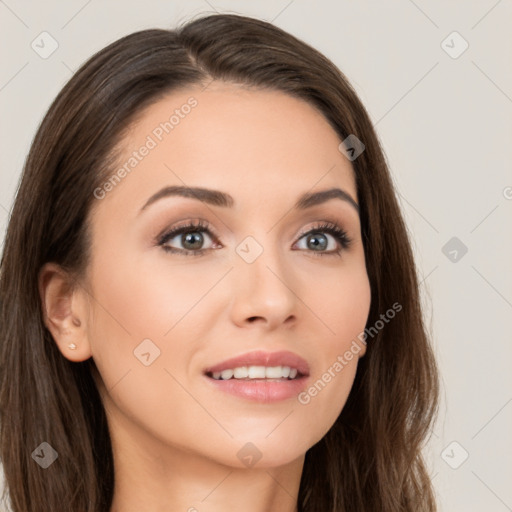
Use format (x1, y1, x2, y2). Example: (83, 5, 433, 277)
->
(39, 82, 371, 512)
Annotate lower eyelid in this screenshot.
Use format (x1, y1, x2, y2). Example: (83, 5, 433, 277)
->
(158, 221, 351, 255)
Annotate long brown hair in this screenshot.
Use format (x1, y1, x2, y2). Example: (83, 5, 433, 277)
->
(0, 13, 439, 511)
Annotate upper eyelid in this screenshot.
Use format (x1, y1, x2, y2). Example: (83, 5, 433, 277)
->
(157, 219, 216, 241)
(158, 219, 351, 247)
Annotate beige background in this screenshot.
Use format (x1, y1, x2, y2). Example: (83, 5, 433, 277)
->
(1, 1, 511, 510)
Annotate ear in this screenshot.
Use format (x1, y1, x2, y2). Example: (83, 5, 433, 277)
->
(38, 262, 92, 362)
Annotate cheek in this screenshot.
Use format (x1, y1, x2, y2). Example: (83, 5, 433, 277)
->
(88, 246, 225, 341)
(296, 264, 370, 426)
(86, 251, 212, 450)
(85, 248, 229, 399)
(306, 261, 371, 345)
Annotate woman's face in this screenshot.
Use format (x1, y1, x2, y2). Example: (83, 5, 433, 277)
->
(81, 82, 371, 468)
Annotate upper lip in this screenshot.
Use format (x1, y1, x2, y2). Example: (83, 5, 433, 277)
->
(204, 350, 310, 377)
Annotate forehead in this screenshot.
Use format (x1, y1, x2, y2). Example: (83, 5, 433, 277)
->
(97, 82, 357, 216)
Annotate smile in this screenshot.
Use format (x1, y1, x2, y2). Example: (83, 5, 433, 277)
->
(207, 365, 301, 380)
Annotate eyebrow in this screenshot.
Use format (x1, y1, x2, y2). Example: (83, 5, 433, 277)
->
(139, 185, 359, 215)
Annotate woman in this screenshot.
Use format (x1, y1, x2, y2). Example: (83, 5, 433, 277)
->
(0, 13, 439, 512)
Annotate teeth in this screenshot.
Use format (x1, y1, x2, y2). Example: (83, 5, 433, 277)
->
(264, 366, 282, 378)
(248, 366, 266, 378)
(210, 365, 300, 381)
(220, 369, 234, 380)
(234, 367, 248, 378)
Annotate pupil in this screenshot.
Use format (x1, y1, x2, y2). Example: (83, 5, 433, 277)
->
(183, 232, 203, 250)
(307, 233, 327, 251)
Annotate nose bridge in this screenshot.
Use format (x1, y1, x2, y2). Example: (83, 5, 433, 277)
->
(230, 231, 297, 326)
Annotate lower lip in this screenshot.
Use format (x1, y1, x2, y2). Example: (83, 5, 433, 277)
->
(204, 375, 309, 403)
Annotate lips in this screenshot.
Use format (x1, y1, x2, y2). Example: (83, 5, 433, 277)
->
(203, 350, 310, 377)
(203, 350, 311, 403)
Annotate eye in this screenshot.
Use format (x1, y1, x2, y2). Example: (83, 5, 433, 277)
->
(157, 219, 353, 257)
(294, 221, 353, 257)
(157, 219, 218, 257)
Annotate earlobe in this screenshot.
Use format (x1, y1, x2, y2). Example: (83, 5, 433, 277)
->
(38, 262, 92, 362)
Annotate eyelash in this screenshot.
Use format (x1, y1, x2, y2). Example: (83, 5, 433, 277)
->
(157, 219, 353, 258)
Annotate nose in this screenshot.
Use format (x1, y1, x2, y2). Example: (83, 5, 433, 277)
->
(229, 242, 298, 330)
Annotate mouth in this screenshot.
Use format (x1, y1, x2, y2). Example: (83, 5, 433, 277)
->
(205, 365, 306, 381)
(202, 350, 310, 403)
